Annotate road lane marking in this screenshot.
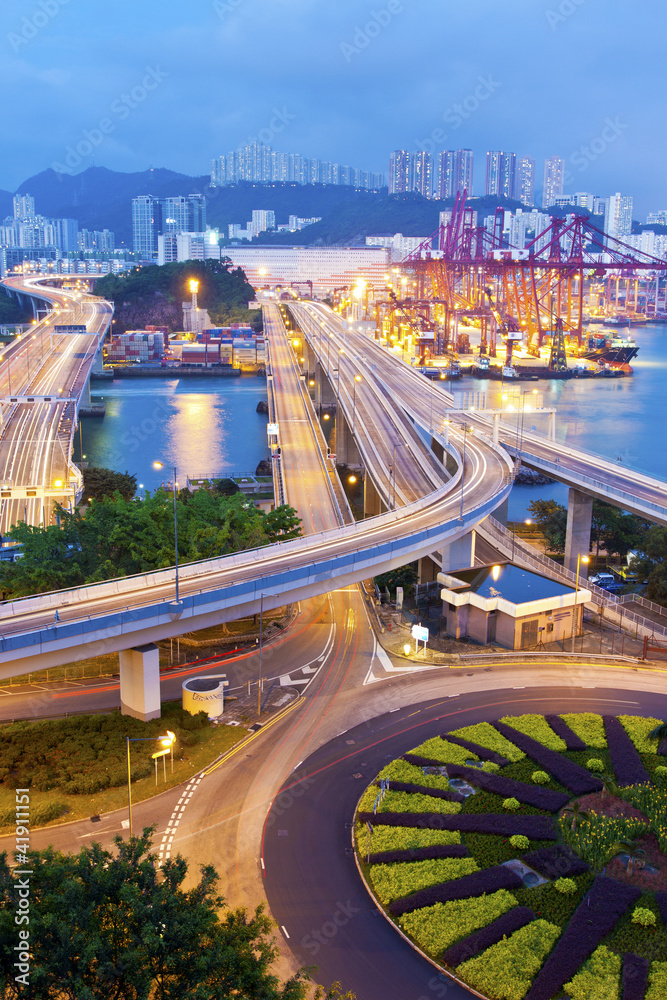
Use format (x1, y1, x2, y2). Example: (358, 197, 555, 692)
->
(281, 925, 290, 939)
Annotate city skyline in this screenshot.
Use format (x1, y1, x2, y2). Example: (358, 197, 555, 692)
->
(0, 1, 664, 215)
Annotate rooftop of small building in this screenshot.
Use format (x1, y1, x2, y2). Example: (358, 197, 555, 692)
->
(441, 562, 576, 605)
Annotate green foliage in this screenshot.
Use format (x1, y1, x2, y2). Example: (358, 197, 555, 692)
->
(527, 499, 568, 552)
(554, 878, 578, 895)
(586, 758, 605, 772)
(0, 829, 329, 998)
(514, 873, 595, 928)
(597, 893, 665, 963)
(0, 705, 208, 794)
(449, 722, 524, 762)
(509, 835, 530, 850)
(376, 790, 461, 816)
(655, 765, 667, 782)
(95, 258, 257, 333)
(356, 824, 460, 856)
(482, 761, 501, 773)
(560, 713, 606, 748)
(592, 500, 649, 561)
(559, 809, 649, 870)
(0, 489, 301, 597)
(398, 891, 518, 959)
(616, 784, 667, 852)
(499, 758, 566, 792)
(499, 714, 566, 751)
(0, 800, 69, 827)
(369, 857, 479, 905)
(631, 526, 667, 605)
(532, 771, 549, 785)
(410, 737, 478, 766)
(618, 715, 665, 753)
(373, 562, 417, 597)
(378, 759, 450, 790)
(82, 466, 137, 502)
(456, 920, 561, 1000)
(503, 797, 520, 811)
(0, 288, 32, 324)
(563, 945, 621, 1000)
(647, 963, 667, 1000)
(633, 906, 657, 926)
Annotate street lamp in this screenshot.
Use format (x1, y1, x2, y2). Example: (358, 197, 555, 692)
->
(458, 424, 473, 521)
(352, 374, 362, 432)
(126, 731, 176, 837)
(571, 553, 590, 652)
(153, 461, 181, 605)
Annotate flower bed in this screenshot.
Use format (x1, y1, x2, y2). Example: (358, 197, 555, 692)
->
(618, 715, 664, 755)
(446, 763, 570, 812)
(544, 714, 587, 752)
(354, 713, 667, 1000)
(604, 716, 650, 786)
(388, 863, 524, 917)
(523, 877, 641, 1000)
(494, 721, 602, 795)
(442, 905, 536, 967)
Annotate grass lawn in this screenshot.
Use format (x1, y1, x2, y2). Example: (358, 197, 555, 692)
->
(0, 720, 243, 834)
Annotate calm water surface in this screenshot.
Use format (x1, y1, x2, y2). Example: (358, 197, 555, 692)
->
(78, 374, 269, 492)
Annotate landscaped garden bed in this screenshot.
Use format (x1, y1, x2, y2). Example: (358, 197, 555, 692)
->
(354, 712, 667, 1000)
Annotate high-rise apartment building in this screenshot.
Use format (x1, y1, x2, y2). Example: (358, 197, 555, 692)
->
(436, 151, 456, 200)
(250, 210, 275, 237)
(455, 149, 474, 196)
(605, 193, 633, 240)
(485, 151, 516, 199)
(132, 195, 163, 258)
(12, 194, 35, 220)
(517, 156, 535, 206)
(212, 142, 383, 191)
(542, 156, 565, 208)
(389, 150, 411, 194)
(412, 151, 433, 198)
(162, 195, 206, 234)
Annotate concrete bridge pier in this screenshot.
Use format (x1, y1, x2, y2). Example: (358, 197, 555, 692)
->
(119, 643, 161, 720)
(315, 362, 336, 416)
(564, 488, 593, 576)
(363, 474, 385, 518)
(441, 530, 476, 574)
(301, 340, 316, 376)
(335, 411, 362, 468)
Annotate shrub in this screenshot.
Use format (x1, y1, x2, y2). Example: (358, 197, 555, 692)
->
(500, 713, 567, 752)
(603, 716, 650, 786)
(616, 784, 667, 853)
(376, 791, 462, 816)
(532, 771, 549, 784)
(389, 864, 524, 917)
(523, 845, 589, 879)
(559, 809, 649, 871)
(443, 906, 536, 968)
(397, 890, 518, 957)
(647, 962, 667, 1000)
(555, 878, 578, 895)
(447, 763, 569, 812)
(510, 835, 530, 850)
(443, 733, 509, 766)
(654, 765, 667, 780)
(560, 713, 607, 749)
(449, 722, 525, 762)
(482, 761, 500, 773)
(408, 738, 476, 766)
(369, 856, 479, 905)
(357, 824, 460, 856)
(618, 715, 664, 755)
(563, 945, 621, 1000)
(632, 907, 657, 927)
(586, 759, 604, 772)
(357, 811, 557, 841)
(503, 797, 520, 811)
(545, 714, 587, 751)
(494, 721, 602, 796)
(379, 759, 450, 790)
(456, 920, 561, 1000)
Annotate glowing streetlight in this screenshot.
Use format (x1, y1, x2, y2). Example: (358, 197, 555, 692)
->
(126, 730, 177, 836)
(571, 554, 590, 652)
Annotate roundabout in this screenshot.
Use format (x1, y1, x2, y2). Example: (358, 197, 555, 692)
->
(263, 687, 667, 1000)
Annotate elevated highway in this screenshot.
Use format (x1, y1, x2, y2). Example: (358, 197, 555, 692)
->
(0, 276, 113, 531)
(0, 304, 512, 715)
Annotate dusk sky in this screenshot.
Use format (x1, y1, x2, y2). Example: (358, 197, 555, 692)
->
(0, 0, 662, 213)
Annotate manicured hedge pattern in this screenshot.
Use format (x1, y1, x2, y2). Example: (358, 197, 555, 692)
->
(523, 876, 642, 1000)
(522, 843, 589, 879)
(457, 920, 561, 1000)
(446, 763, 570, 812)
(441, 905, 535, 967)
(561, 712, 607, 749)
(442, 733, 510, 766)
(450, 721, 525, 762)
(646, 962, 667, 1000)
(545, 714, 587, 751)
(622, 953, 649, 1000)
(368, 844, 470, 865)
(408, 737, 477, 766)
(397, 890, 518, 958)
(564, 945, 621, 1000)
(603, 715, 650, 786)
(617, 715, 663, 755)
(500, 713, 567, 751)
(370, 856, 479, 905)
(378, 779, 464, 803)
(494, 720, 602, 795)
(388, 863, 524, 917)
(357, 811, 557, 839)
(655, 891, 667, 926)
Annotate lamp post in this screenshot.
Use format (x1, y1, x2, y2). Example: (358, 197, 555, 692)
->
(352, 374, 362, 432)
(571, 553, 590, 652)
(126, 731, 175, 838)
(458, 424, 472, 521)
(257, 593, 264, 718)
(153, 462, 180, 605)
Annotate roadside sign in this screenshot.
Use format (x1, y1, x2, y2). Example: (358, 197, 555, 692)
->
(411, 624, 429, 643)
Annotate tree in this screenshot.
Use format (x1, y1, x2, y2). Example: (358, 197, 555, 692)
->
(526, 499, 568, 553)
(593, 501, 648, 562)
(562, 801, 590, 831)
(631, 526, 667, 605)
(0, 830, 355, 998)
(82, 466, 137, 502)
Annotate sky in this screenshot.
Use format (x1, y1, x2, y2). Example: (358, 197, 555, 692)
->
(0, 0, 664, 215)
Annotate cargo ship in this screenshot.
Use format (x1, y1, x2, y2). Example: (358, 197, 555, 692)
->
(582, 330, 639, 370)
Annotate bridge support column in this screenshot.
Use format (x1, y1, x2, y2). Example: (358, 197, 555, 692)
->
(494, 497, 509, 526)
(315, 362, 336, 416)
(363, 474, 384, 518)
(492, 413, 500, 446)
(335, 412, 361, 468)
(301, 340, 316, 375)
(548, 412, 556, 441)
(564, 488, 592, 576)
(418, 555, 441, 583)
(441, 530, 476, 573)
(119, 643, 161, 721)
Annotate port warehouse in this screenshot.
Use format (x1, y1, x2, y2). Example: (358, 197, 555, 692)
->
(105, 326, 266, 368)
